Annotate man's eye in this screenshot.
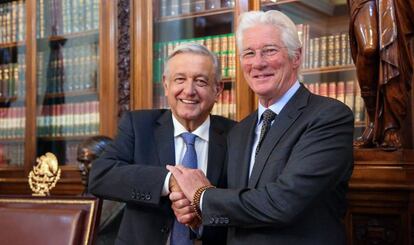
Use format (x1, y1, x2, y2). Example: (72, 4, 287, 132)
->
(195, 79, 208, 86)
(262, 48, 278, 56)
(174, 77, 185, 83)
(242, 51, 255, 58)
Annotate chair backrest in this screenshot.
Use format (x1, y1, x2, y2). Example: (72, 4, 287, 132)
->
(0, 196, 101, 245)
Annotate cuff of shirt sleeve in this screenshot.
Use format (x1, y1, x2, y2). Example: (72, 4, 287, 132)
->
(199, 190, 206, 211)
(161, 172, 172, 196)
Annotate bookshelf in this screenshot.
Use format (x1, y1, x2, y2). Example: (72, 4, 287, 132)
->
(132, 0, 364, 137)
(0, 0, 118, 195)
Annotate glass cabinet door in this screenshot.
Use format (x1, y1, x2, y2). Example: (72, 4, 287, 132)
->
(260, 0, 364, 138)
(35, 0, 100, 165)
(152, 0, 237, 119)
(0, 0, 26, 167)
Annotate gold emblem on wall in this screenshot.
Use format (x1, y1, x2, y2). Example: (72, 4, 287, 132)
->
(28, 152, 61, 196)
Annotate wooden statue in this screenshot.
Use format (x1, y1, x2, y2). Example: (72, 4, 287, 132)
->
(348, 0, 413, 151)
(77, 135, 113, 190)
(77, 135, 125, 245)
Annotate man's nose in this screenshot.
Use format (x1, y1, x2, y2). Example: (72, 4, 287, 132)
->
(250, 53, 267, 68)
(183, 80, 196, 94)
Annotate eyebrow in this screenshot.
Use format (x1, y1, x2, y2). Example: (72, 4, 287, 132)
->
(242, 44, 280, 51)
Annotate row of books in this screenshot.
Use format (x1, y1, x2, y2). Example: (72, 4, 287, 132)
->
(65, 141, 81, 165)
(37, 0, 99, 38)
(0, 142, 24, 166)
(0, 56, 26, 99)
(154, 33, 236, 84)
(211, 87, 236, 119)
(0, 0, 25, 44)
(0, 106, 25, 139)
(159, 0, 235, 17)
(37, 101, 99, 137)
(297, 24, 353, 69)
(37, 43, 99, 94)
(303, 80, 365, 122)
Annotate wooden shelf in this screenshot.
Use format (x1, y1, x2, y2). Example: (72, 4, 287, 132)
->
(302, 65, 355, 75)
(47, 30, 99, 42)
(222, 77, 235, 83)
(0, 96, 18, 104)
(39, 89, 98, 99)
(37, 135, 98, 142)
(261, 0, 335, 16)
(156, 7, 234, 22)
(0, 41, 25, 49)
(355, 121, 366, 128)
(0, 137, 24, 143)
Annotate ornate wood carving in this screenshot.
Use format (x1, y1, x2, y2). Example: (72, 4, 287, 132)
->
(117, 0, 131, 117)
(352, 214, 400, 244)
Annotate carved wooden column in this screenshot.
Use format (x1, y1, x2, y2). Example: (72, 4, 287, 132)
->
(117, 0, 131, 117)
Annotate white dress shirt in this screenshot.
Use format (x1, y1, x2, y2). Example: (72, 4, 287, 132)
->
(162, 114, 210, 195)
(248, 81, 301, 177)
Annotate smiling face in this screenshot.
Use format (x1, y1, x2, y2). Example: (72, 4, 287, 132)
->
(240, 24, 301, 107)
(163, 52, 221, 131)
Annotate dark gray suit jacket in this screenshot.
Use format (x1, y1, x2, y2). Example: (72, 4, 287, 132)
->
(202, 85, 354, 245)
(89, 109, 235, 245)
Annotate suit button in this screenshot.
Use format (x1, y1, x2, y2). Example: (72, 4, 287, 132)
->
(224, 217, 229, 224)
(141, 193, 146, 200)
(145, 194, 151, 200)
(209, 217, 215, 224)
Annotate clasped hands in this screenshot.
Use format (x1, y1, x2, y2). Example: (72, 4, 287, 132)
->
(167, 165, 211, 229)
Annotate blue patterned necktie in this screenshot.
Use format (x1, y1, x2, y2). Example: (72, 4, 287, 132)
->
(171, 132, 198, 245)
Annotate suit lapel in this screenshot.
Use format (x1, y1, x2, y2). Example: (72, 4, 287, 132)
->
(233, 112, 257, 188)
(154, 110, 175, 166)
(206, 118, 227, 186)
(248, 85, 310, 187)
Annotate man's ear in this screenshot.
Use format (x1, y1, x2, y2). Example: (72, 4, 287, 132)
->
(162, 75, 168, 96)
(292, 47, 302, 68)
(215, 81, 224, 101)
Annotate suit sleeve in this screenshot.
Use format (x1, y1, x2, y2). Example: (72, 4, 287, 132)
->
(202, 102, 354, 228)
(88, 112, 169, 207)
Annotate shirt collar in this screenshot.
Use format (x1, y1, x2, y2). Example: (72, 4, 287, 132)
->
(257, 81, 300, 124)
(172, 114, 210, 142)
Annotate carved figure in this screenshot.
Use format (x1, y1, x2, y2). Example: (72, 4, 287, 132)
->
(348, 0, 412, 151)
(77, 135, 112, 190)
(28, 152, 61, 196)
(77, 136, 124, 245)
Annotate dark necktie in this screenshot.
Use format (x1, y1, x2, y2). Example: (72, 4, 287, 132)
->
(171, 132, 197, 245)
(255, 109, 277, 156)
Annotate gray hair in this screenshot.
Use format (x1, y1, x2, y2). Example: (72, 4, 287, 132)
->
(236, 10, 302, 60)
(163, 43, 221, 83)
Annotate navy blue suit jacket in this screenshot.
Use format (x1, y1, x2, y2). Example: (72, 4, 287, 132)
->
(89, 109, 235, 245)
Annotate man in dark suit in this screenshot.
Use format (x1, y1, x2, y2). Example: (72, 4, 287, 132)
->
(168, 10, 354, 245)
(88, 43, 235, 245)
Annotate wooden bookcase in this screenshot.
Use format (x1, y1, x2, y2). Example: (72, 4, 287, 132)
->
(131, 0, 364, 137)
(0, 0, 413, 243)
(131, 1, 414, 244)
(0, 0, 118, 195)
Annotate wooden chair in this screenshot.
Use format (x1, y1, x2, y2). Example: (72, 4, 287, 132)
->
(0, 196, 101, 245)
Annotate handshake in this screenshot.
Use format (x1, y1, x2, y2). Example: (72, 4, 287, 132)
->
(167, 165, 214, 229)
